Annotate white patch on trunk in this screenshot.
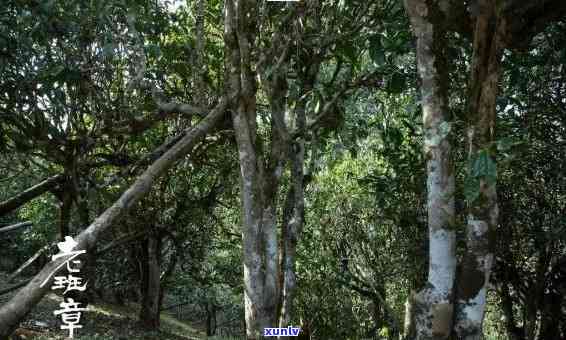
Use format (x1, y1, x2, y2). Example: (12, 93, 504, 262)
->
(459, 287, 487, 326)
(429, 229, 456, 297)
(467, 219, 488, 239)
(455, 250, 493, 336)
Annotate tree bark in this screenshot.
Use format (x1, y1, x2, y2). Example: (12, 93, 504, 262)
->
(402, 1, 566, 339)
(194, 0, 207, 108)
(453, 1, 505, 338)
(499, 283, 524, 340)
(0, 99, 227, 338)
(206, 301, 217, 336)
(139, 239, 149, 307)
(403, 1, 456, 339)
(539, 292, 563, 340)
(0, 174, 63, 217)
(278, 93, 306, 332)
(8, 243, 55, 282)
(95, 231, 148, 255)
(75, 191, 97, 306)
(224, 1, 283, 337)
(58, 189, 73, 241)
(0, 280, 31, 297)
(0, 221, 33, 234)
(139, 230, 161, 330)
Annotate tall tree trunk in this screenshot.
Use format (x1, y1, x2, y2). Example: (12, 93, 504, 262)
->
(523, 301, 538, 340)
(403, 1, 456, 339)
(194, 0, 206, 108)
(276, 15, 317, 325)
(453, 1, 504, 338)
(139, 231, 161, 330)
(0, 100, 227, 338)
(499, 282, 524, 340)
(159, 234, 178, 310)
(278, 94, 306, 332)
(206, 301, 217, 336)
(224, 1, 282, 337)
(76, 187, 97, 306)
(139, 239, 149, 307)
(58, 189, 73, 241)
(539, 292, 563, 340)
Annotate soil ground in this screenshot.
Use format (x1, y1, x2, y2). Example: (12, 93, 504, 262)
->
(0, 273, 205, 339)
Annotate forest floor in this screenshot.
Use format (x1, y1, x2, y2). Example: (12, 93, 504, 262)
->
(0, 273, 206, 339)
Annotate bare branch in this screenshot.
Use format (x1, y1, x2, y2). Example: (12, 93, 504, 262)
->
(8, 243, 56, 282)
(0, 221, 33, 234)
(95, 128, 190, 189)
(95, 231, 148, 256)
(0, 175, 63, 217)
(152, 90, 206, 118)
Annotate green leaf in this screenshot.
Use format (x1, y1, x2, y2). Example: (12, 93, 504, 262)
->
(314, 99, 321, 115)
(472, 151, 496, 177)
(388, 72, 406, 94)
(464, 176, 481, 202)
(145, 44, 161, 58)
(102, 43, 115, 58)
(369, 35, 385, 65)
(496, 137, 514, 152)
(339, 41, 357, 64)
(265, 65, 274, 79)
(50, 65, 66, 77)
(40, 0, 56, 12)
(126, 12, 137, 25)
(470, 150, 497, 187)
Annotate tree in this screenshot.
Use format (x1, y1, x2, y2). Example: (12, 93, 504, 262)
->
(2, 1, 565, 339)
(0, 96, 228, 337)
(223, 1, 385, 337)
(493, 23, 566, 339)
(402, 1, 566, 338)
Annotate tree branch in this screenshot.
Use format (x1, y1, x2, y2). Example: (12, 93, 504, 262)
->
(291, 69, 384, 138)
(8, 243, 56, 282)
(0, 221, 33, 234)
(0, 175, 63, 217)
(0, 97, 228, 337)
(95, 231, 148, 256)
(0, 280, 31, 297)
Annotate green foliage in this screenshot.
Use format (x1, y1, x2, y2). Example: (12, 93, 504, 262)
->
(369, 35, 386, 65)
(387, 72, 406, 94)
(0, 2, 564, 340)
(464, 150, 497, 202)
(293, 90, 426, 338)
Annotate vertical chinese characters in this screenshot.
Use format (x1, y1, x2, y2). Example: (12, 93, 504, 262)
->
(41, 236, 88, 338)
(53, 298, 87, 338)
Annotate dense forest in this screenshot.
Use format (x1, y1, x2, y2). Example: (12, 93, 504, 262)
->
(0, 0, 565, 339)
